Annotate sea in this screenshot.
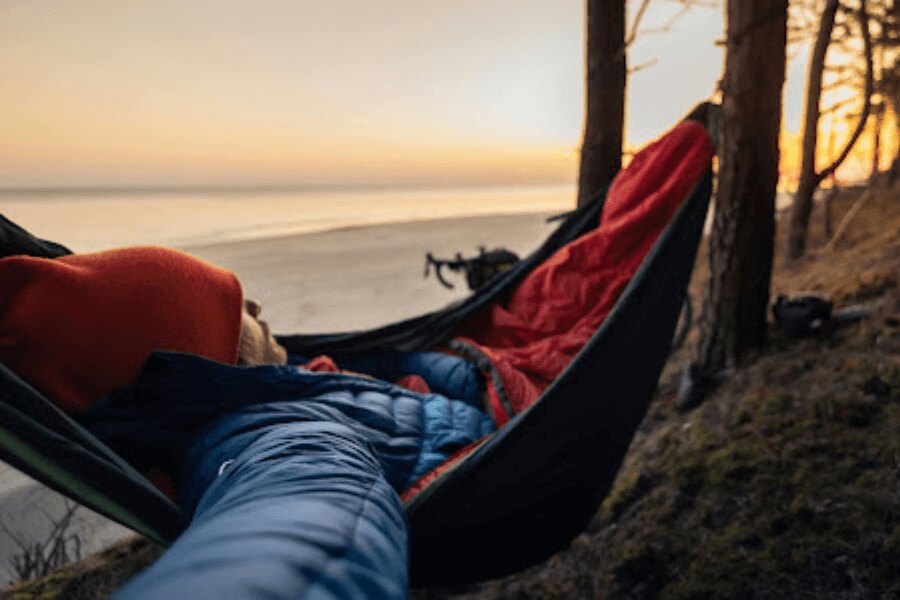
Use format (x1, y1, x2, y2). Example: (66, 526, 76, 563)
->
(0, 184, 576, 253)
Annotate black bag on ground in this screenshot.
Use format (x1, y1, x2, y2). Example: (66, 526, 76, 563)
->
(772, 294, 833, 337)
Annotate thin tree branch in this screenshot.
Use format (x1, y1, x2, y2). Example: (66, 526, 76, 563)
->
(0, 517, 27, 550)
(817, 0, 874, 184)
(635, 3, 692, 37)
(822, 72, 861, 91)
(821, 95, 859, 114)
(826, 186, 873, 250)
(629, 58, 659, 73)
(625, 0, 653, 48)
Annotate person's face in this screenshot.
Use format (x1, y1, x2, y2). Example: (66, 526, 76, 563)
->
(238, 299, 288, 365)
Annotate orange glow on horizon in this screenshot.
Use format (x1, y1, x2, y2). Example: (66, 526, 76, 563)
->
(6, 3, 893, 191)
(0, 2, 725, 189)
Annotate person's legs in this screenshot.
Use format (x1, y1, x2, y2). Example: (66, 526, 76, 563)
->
(116, 421, 408, 600)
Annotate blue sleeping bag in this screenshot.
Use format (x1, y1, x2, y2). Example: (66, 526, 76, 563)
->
(82, 351, 493, 599)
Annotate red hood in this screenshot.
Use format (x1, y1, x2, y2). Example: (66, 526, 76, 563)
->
(0, 246, 243, 413)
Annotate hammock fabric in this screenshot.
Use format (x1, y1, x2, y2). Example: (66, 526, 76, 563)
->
(282, 118, 714, 584)
(447, 121, 711, 424)
(0, 107, 715, 587)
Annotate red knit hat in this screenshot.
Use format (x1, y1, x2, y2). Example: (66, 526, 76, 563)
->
(0, 246, 243, 413)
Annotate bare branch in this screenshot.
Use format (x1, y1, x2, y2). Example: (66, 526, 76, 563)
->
(822, 74, 861, 91)
(616, 0, 717, 77)
(817, 0, 874, 183)
(0, 516, 27, 550)
(629, 58, 660, 73)
(625, 0, 653, 48)
(627, 0, 712, 50)
(821, 95, 860, 114)
(0, 499, 84, 583)
(635, 3, 692, 37)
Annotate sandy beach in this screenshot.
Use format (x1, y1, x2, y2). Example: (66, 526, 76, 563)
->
(187, 211, 559, 334)
(0, 210, 560, 585)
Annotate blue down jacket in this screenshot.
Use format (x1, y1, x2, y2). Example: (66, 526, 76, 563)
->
(80, 351, 494, 599)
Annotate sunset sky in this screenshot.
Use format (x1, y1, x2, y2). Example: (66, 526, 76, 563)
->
(0, 1, 847, 189)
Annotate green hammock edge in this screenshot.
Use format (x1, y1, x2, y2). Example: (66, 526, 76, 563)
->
(0, 418, 172, 547)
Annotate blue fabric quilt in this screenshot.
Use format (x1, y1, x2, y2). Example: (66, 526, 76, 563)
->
(83, 350, 494, 599)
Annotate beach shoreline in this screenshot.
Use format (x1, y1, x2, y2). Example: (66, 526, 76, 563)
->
(2, 184, 573, 253)
(186, 211, 560, 334)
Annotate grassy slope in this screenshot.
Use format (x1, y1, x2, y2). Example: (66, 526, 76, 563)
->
(4, 185, 899, 599)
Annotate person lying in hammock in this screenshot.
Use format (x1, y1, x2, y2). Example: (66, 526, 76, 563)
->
(0, 245, 495, 599)
(0, 118, 713, 599)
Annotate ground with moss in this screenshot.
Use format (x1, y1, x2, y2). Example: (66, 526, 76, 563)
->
(4, 184, 899, 599)
(0, 537, 160, 600)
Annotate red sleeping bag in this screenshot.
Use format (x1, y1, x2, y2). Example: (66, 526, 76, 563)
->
(450, 120, 713, 426)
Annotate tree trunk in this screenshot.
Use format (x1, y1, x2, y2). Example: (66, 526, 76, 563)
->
(788, 0, 873, 259)
(577, 0, 626, 208)
(695, 0, 787, 375)
(823, 124, 838, 237)
(871, 104, 883, 183)
(787, 0, 840, 260)
(871, 37, 885, 184)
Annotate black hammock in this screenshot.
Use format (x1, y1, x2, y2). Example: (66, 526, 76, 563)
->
(0, 114, 714, 588)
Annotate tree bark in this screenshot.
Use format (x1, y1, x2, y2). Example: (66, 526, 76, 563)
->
(787, 0, 873, 259)
(695, 0, 787, 375)
(823, 124, 838, 237)
(577, 0, 626, 208)
(871, 103, 883, 182)
(871, 36, 885, 183)
(787, 0, 840, 260)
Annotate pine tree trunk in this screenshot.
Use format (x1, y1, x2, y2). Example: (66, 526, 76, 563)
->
(788, 0, 872, 259)
(823, 125, 837, 238)
(871, 104, 883, 183)
(787, 0, 839, 260)
(577, 0, 626, 208)
(695, 0, 787, 374)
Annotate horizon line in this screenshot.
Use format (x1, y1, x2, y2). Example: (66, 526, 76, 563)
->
(0, 179, 576, 196)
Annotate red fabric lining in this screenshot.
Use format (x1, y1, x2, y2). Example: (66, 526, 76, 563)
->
(302, 355, 342, 373)
(400, 121, 712, 499)
(394, 375, 431, 394)
(400, 437, 488, 502)
(301, 355, 433, 394)
(452, 121, 713, 420)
